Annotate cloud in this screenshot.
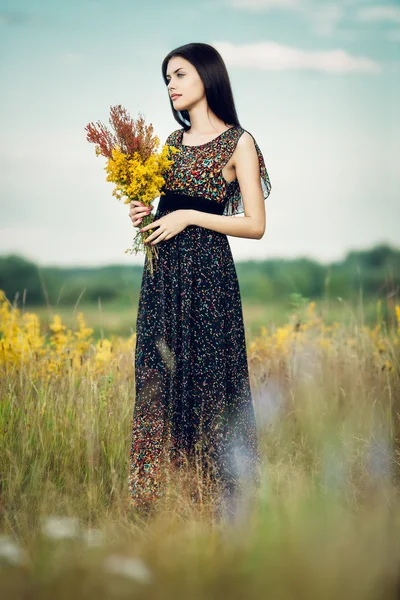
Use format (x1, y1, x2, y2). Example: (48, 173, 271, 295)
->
(212, 41, 381, 73)
(308, 4, 344, 36)
(341, 0, 384, 4)
(227, 0, 301, 9)
(357, 5, 400, 23)
(221, 0, 400, 37)
(222, 0, 347, 37)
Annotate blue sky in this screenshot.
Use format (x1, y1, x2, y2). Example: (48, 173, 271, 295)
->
(0, 0, 399, 266)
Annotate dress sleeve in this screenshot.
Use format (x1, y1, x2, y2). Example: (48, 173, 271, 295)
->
(223, 130, 272, 217)
(164, 129, 180, 148)
(160, 130, 180, 196)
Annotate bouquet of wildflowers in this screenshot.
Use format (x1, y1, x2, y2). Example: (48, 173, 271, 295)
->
(85, 105, 179, 276)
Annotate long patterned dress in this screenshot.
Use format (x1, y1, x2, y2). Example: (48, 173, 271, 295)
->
(128, 125, 271, 514)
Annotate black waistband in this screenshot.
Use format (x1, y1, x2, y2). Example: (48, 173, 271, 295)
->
(158, 190, 225, 216)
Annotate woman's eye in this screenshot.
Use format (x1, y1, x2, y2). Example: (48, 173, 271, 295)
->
(166, 73, 184, 84)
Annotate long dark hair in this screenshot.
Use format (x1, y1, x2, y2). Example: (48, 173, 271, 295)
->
(161, 43, 241, 131)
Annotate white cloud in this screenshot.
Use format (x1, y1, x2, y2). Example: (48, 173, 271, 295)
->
(222, 0, 347, 37)
(221, 0, 400, 37)
(340, 0, 373, 3)
(228, 0, 301, 9)
(309, 4, 344, 36)
(357, 5, 400, 23)
(212, 41, 381, 73)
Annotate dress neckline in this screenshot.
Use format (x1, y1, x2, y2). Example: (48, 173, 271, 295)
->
(179, 126, 237, 148)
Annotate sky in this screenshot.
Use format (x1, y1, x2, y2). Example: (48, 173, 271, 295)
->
(0, 0, 399, 267)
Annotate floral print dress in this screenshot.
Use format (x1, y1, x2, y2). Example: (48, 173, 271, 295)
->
(128, 125, 271, 513)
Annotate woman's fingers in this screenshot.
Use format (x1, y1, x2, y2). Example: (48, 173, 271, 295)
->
(129, 202, 151, 218)
(148, 230, 170, 245)
(129, 201, 152, 227)
(132, 214, 150, 227)
(129, 209, 151, 220)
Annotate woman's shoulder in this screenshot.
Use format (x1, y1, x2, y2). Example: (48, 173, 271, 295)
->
(235, 126, 258, 147)
(164, 129, 183, 146)
(236, 127, 272, 199)
(234, 128, 270, 163)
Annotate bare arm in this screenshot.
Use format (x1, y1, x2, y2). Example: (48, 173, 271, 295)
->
(186, 132, 266, 240)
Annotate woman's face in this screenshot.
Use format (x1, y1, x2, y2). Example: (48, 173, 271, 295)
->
(166, 56, 205, 112)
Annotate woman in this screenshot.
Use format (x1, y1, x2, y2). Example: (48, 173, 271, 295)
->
(128, 42, 271, 518)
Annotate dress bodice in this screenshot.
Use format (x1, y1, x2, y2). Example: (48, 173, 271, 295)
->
(162, 125, 271, 216)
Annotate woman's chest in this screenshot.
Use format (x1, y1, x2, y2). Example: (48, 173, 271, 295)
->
(164, 146, 232, 191)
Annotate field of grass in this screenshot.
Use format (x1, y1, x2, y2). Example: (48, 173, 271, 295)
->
(30, 294, 392, 341)
(1, 289, 400, 598)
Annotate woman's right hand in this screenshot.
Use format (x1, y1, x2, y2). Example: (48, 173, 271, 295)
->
(129, 201, 152, 227)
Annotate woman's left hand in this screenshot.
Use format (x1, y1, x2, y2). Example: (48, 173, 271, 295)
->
(140, 210, 191, 245)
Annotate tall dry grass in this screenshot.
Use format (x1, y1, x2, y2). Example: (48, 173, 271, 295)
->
(0, 289, 400, 599)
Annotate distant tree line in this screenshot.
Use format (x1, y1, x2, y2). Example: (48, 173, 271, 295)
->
(0, 244, 398, 307)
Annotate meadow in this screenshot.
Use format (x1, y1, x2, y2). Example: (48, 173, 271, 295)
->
(1, 288, 400, 599)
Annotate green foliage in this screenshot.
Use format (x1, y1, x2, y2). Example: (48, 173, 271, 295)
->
(0, 243, 399, 307)
(0, 254, 42, 304)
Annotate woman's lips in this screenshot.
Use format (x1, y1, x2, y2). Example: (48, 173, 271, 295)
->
(171, 95, 181, 100)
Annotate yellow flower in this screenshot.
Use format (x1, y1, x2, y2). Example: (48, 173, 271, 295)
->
(105, 144, 180, 205)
